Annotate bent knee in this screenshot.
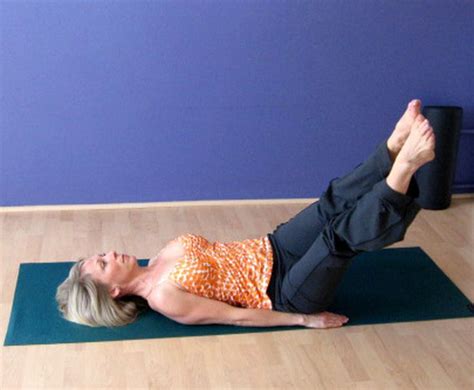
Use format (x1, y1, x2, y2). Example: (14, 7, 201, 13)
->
(320, 223, 360, 257)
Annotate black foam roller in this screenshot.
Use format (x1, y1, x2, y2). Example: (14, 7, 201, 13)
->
(415, 106, 463, 210)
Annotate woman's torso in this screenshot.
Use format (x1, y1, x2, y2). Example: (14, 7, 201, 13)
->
(149, 234, 274, 309)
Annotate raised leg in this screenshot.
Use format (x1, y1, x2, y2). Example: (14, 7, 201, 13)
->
(277, 179, 422, 314)
(270, 140, 393, 258)
(270, 100, 423, 258)
(276, 118, 436, 314)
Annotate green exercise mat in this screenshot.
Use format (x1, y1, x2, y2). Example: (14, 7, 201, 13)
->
(4, 247, 473, 346)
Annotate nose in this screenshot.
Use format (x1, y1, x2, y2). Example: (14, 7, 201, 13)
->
(106, 250, 117, 259)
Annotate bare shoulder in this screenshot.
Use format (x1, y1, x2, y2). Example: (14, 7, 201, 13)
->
(148, 281, 242, 326)
(149, 237, 186, 267)
(148, 281, 187, 312)
(159, 237, 185, 258)
(147, 281, 187, 318)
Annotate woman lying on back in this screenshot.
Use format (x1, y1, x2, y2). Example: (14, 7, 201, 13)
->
(56, 99, 434, 330)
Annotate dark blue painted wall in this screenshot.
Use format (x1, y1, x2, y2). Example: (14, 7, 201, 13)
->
(1, 1, 473, 206)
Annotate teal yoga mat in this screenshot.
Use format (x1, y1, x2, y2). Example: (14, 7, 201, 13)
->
(4, 247, 473, 346)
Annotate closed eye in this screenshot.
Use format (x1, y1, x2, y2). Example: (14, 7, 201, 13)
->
(96, 254, 106, 269)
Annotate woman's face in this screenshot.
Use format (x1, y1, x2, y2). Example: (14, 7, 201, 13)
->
(81, 251, 138, 287)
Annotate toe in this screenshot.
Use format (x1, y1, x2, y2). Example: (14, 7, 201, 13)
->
(422, 126, 433, 137)
(412, 100, 422, 115)
(421, 123, 431, 134)
(398, 101, 422, 128)
(429, 132, 436, 145)
(415, 114, 425, 125)
(407, 105, 418, 116)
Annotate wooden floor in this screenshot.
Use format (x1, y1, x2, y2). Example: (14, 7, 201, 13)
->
(1, 197, 473, 389)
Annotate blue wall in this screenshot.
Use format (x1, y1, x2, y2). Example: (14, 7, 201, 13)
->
(1, 0, 473, 207)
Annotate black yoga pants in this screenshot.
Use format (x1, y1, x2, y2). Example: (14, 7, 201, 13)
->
(267, 138, 422, 314)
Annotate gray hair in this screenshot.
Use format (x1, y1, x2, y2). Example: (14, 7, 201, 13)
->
(55, 258, 149, 328)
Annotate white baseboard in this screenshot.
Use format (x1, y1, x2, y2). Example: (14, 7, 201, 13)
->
(1, 193, 472, 213)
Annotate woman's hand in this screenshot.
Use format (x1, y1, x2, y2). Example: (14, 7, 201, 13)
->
(302, 311, 349, 329)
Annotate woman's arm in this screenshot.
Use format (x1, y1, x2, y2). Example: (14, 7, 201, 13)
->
(233, 308, 305, 327)
(237, 308, 349, 329)
(150, 284, 348, 329)
(150, 283, 304, 327)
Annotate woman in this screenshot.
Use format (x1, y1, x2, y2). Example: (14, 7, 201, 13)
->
(56, 99, 435, 330)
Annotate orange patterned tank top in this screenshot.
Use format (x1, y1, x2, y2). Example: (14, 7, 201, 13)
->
(168, 233, 274, 310)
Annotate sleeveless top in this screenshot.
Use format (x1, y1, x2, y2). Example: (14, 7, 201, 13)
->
(168, 233, 274, 309)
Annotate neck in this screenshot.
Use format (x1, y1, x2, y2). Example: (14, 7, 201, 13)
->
(121, 263, 159, 300)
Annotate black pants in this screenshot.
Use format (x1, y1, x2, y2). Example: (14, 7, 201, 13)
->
(266, 139, 422, 314)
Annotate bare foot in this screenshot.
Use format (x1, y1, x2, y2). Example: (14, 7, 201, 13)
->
(385, 116, 435, 195)
(387, 99, 422, 161)
(395, 114, 436, 171)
